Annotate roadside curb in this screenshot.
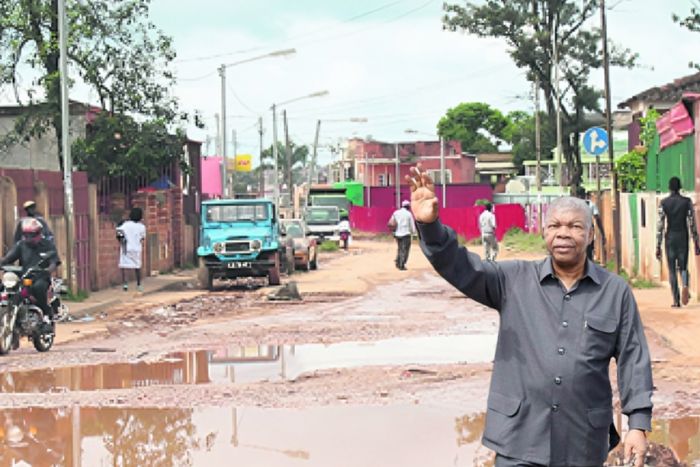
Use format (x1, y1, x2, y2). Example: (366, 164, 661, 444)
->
(66, 274, 196, 320)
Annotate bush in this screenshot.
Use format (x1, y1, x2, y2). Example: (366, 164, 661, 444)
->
(319, 242, 339, 252)
(501, 228, 546, 253)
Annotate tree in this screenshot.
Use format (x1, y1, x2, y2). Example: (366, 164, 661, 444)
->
(443, 1, 636, 189)
(503, 110, 556, 171)
(261, 141, 310, 188)
(71, 112, 187, 182)
(0, 0, 181, 170)
(673, 6, 700, 68)
(437, 102, 509, 153)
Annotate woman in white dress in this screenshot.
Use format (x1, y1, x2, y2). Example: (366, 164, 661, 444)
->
(116, 207, 146, 292)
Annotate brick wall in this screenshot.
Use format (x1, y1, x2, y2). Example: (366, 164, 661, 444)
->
(93, 188, 185, 289)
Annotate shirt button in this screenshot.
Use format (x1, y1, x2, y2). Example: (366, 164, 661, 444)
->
(562, 321, 569, 328)
(564, 294, 572, 301)
(554, 376, 562, 385)
(557, 347, 566, 355)
(551, 404, 560, 412)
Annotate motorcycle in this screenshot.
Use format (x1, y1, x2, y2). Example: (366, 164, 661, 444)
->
(0, 259, 58, 354)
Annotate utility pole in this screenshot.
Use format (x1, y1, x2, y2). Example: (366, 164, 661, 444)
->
(601, 0, 621, 273)
(272, 104, 280, 212)
(219, 66, 228, 198)
(534, 79, 543, 232)
(395, 143, 400, 208)
(58, 0, 76, 293)
(308, 119, 321, 186)
(231, 129, 237, 196)
(214, 113, 221, 156)
(365, 152, 371, 208)
(440, 137, 446, 208)
(553, 15, 564, 189)
(258, 117, 264, 197)
(283, 110, 292, 203)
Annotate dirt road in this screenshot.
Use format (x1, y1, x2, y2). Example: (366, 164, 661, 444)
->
(0, 238, 698, 466)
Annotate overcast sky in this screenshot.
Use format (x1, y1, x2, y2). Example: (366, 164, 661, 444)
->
(18, 0, 700, 165)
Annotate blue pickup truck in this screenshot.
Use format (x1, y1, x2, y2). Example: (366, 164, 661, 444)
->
(197, 199, 293, 290)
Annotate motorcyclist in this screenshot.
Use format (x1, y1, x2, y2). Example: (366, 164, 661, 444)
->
(0, 218, 60, 334)
(338, 215, 351, 249)
(13, 200, 55, 245)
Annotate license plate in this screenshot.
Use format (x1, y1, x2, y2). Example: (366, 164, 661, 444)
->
(227, 261, 251, 269)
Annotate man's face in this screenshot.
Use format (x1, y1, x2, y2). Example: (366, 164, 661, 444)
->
(543, 208, 593, 268)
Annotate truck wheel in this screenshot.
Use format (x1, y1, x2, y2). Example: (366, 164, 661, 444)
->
(268, 253, 281, 286)
(198, 260, 214, 291)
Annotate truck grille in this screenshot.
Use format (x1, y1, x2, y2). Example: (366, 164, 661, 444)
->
(225, 241, 251, 253)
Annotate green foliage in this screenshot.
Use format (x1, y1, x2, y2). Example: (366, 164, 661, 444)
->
(503, 111, 556, 170)
(65, 289, 89, 302)
(616, 149, 646, 193)
(474, 198, 491, 206)
(261, 141, 310, 187)
(72, 113, 187, 182)
(437, 102, 509, 153)
(319, 241, 339, 252)
(502, 228, 546, 253)
(0, 0, 184, 168)
(673, 8, 700, 68)
(442, 1, 637, 189)
(639, 109, 660, 150)
(630, 278, 657, 289)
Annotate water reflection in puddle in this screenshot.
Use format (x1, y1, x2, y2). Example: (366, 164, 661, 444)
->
(0, 406, 696, 466)
(0, 334, 496, 393)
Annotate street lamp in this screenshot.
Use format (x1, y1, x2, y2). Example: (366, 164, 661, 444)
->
(309, 117, 368, 185)
(270, 90, 330, 214)
(405, 129, 446, 208)
(219, 48, 296, 197)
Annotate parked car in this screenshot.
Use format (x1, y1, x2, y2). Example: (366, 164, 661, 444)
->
(280, 219, 319, 271)
(196, 199, 293, 290)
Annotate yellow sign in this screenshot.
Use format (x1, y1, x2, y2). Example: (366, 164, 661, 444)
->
(232, 154, 253, 172)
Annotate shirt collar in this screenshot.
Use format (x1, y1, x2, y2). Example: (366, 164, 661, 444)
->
(539, 257, 601, 285)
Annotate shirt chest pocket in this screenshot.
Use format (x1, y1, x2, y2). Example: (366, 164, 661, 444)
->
(581, 314, 618, 358)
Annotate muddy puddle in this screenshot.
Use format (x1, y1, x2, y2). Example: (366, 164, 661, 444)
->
(0, 334, 496, 393)
(0, 405, 697, 466)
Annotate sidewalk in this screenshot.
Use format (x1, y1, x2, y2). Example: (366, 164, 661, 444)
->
(66, 269, 199, 319)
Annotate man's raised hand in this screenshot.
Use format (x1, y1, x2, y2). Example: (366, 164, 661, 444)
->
(406, 164, 438, 224)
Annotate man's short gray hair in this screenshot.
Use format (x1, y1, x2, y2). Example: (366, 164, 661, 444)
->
(545, 196, 593, 230)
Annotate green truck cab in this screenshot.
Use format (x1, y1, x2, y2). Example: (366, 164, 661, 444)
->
(197, 199, 292, 290)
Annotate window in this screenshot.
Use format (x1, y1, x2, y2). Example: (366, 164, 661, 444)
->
(378, 173, 392, 186)
(205, 204, 269, 223)
(427, 169, 452, 184)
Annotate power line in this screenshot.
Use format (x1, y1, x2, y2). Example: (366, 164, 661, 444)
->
(173, 0, 410, 64)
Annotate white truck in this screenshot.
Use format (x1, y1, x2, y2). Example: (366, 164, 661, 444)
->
(303, 206, 340, 244)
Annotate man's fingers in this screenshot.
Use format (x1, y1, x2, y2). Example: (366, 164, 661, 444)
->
(624, 441, 633, 464)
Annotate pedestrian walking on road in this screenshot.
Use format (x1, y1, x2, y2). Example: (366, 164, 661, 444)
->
(576, 188, 607, 261)
(117, 207, 146, 292)
(478, 203, 498, 261)
(407, 165, 652, 467)
(13, 200, 54, 245)
(656, 176, 700, 307)
(388, 200, 416, 270)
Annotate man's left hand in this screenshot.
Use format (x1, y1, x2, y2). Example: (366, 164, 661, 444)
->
(624, 429, 647, 467)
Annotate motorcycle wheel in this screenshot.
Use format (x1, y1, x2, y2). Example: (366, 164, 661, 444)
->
(32, 331, 54, 352)
(0, 311, 13, 355)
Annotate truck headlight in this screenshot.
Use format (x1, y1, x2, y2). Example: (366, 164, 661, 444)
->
(251, 240, 262, 250)
(213, 242, 224, 253)
(2, 272, 19, 289)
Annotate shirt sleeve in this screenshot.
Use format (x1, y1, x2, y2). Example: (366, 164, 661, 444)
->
(418, 219, 504, 310)
(615, 287, 654, 432)
(0, 243, 21, 266)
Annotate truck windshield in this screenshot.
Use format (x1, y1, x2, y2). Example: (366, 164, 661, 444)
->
(310, 195, 348, 211)
(206, 204, 269, 223)
(305, 208, 339, 224)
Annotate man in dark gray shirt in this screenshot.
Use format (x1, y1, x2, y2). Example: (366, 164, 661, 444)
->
(407, 166, 652, 467)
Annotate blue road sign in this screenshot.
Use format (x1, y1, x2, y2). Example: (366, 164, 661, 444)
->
(583, 127, 609, 156)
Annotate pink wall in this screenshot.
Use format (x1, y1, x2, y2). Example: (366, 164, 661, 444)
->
(201, 156, 222, 196)
(364, 184, 492, 208)
(350, 203, 526, 241)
